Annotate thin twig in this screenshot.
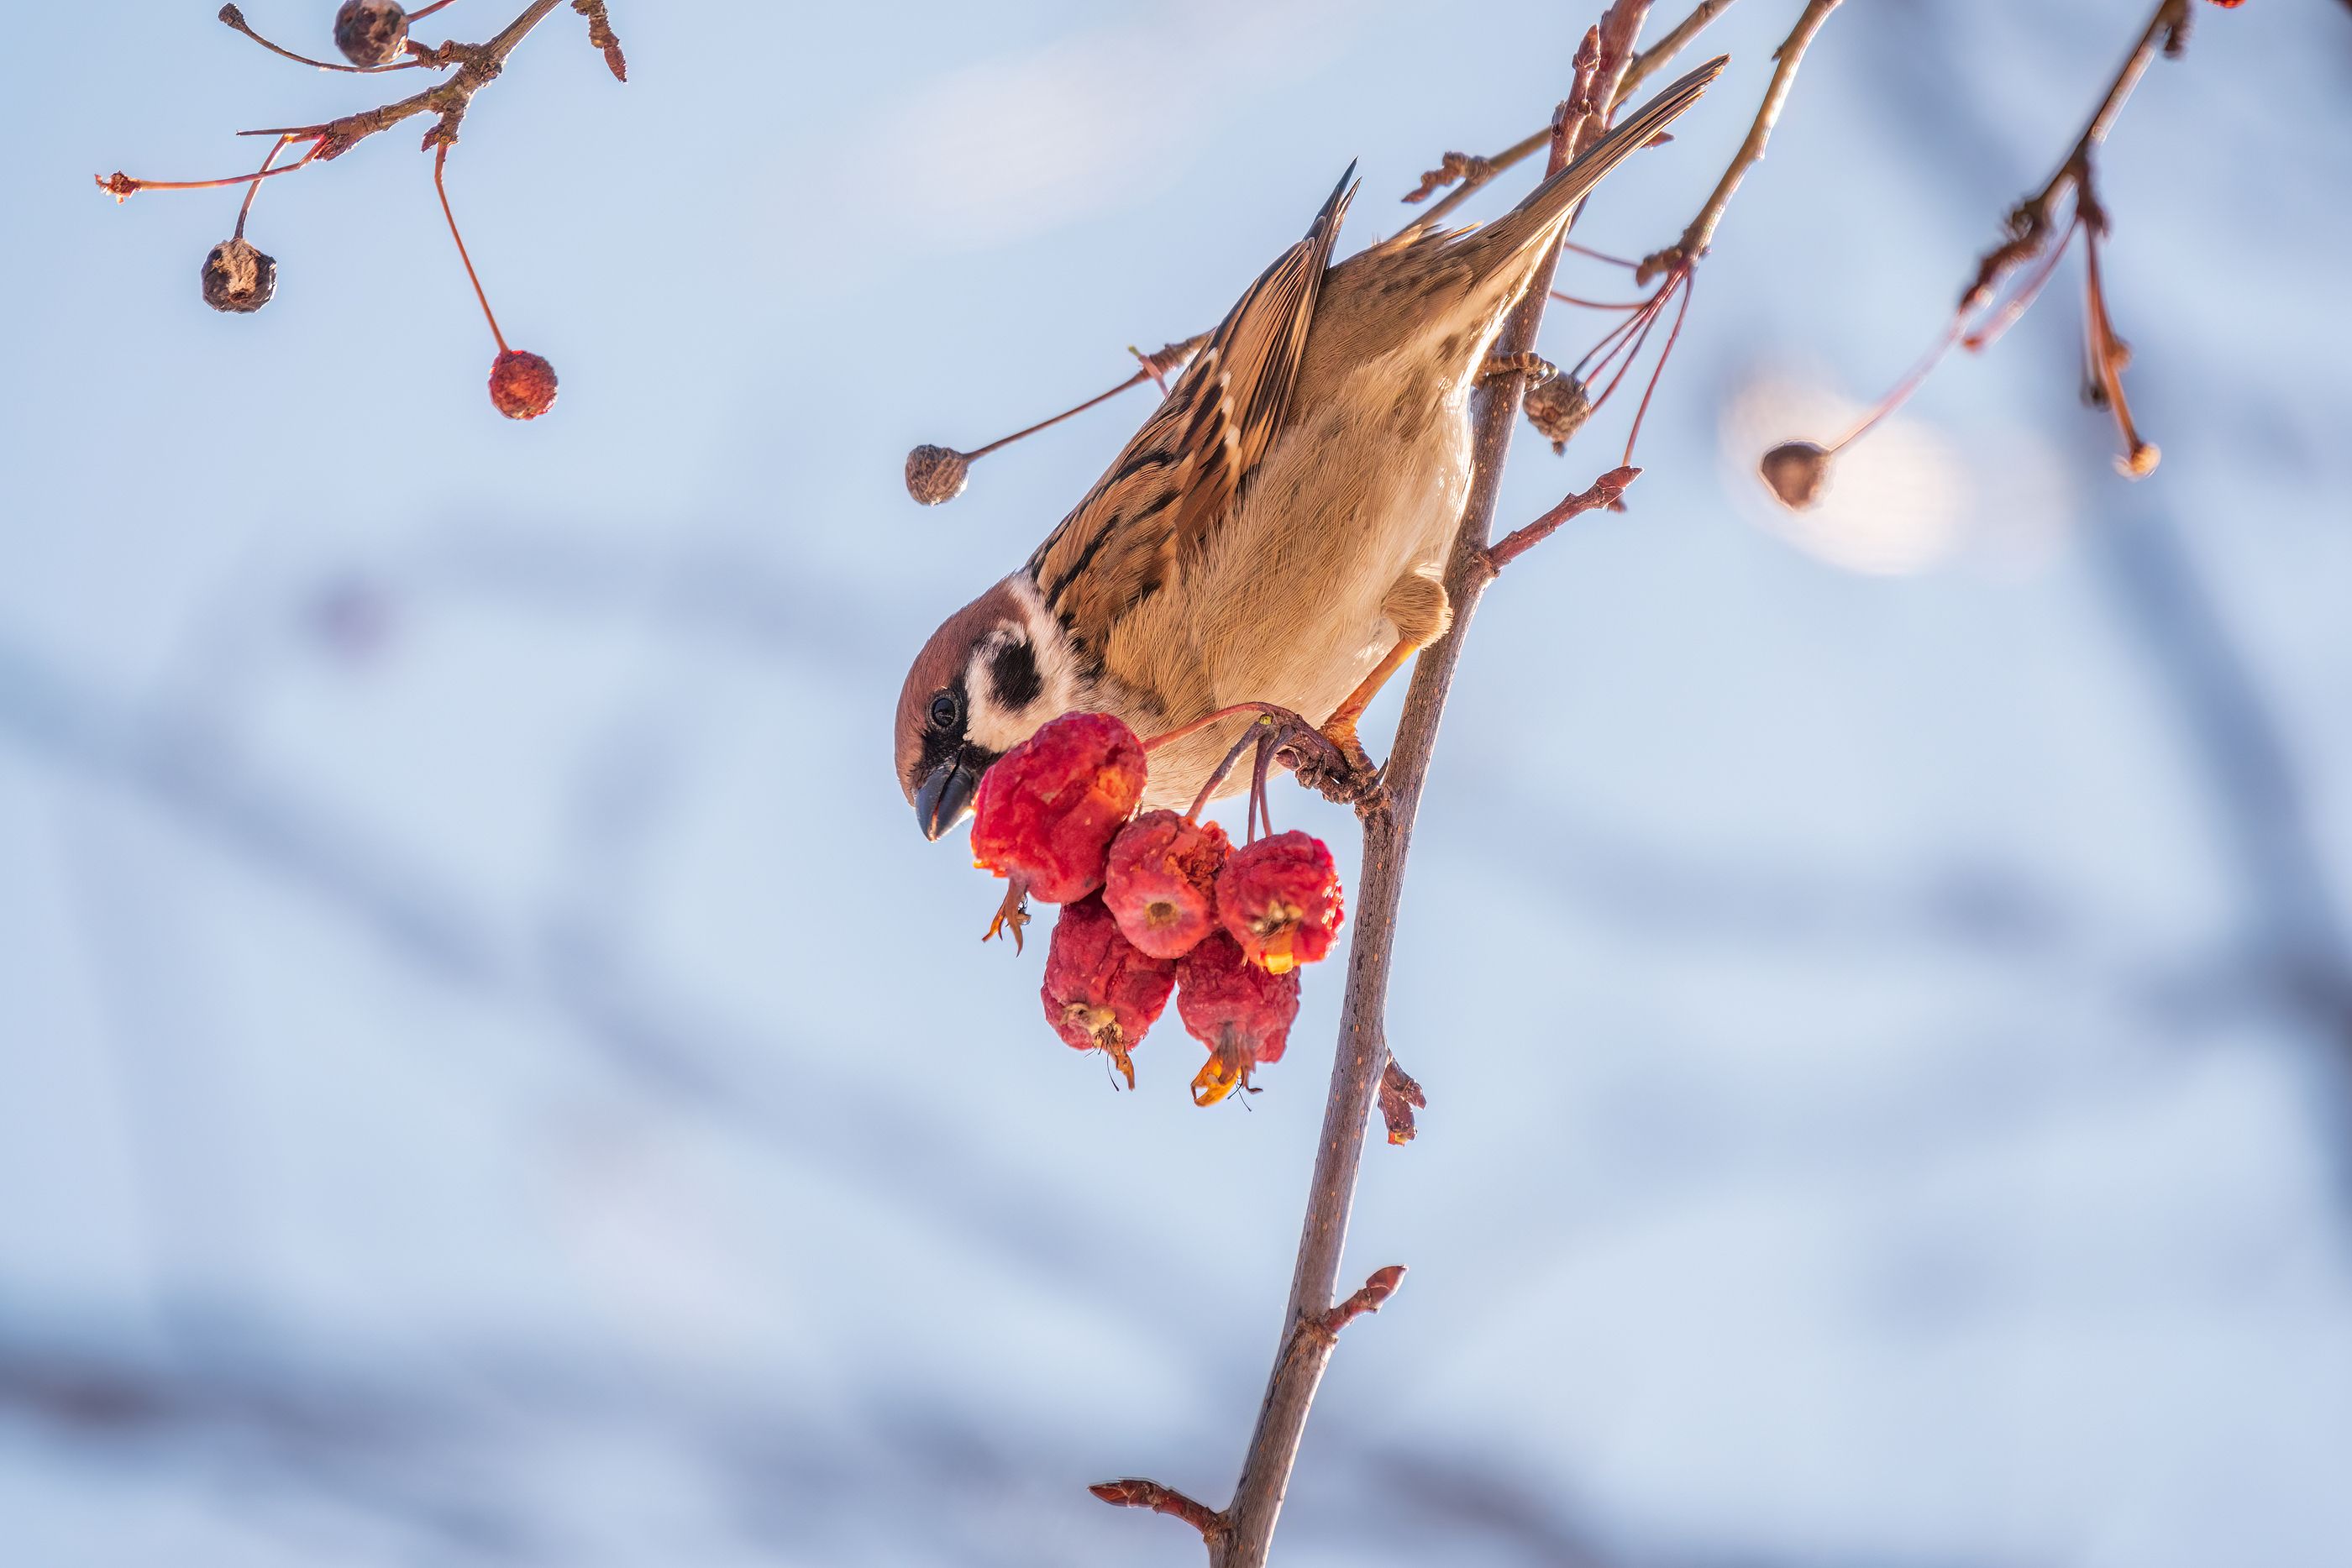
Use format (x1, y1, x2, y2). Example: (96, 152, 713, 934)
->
(1316, 1264, 1408, 1336)
(1207, 13, 1653, 1566)
(1089, 1479, 1226, 1543)
(1637, 0, 1843, 283)
(1482, 465, 1642, 574)
(236, 0, 569, 156)
(1775, 0, 2188, 490)
(1958, 0, 2187, 312)
(1397, 0, 1730, 237)
(1616, 0, 1741, 101)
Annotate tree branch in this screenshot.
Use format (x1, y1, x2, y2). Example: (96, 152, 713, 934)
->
(1203, 12, 1654, 1565)
(1958, 0, 2187, 313)
(1637, 0, 1843, 284)
(236, 0, 570, 155)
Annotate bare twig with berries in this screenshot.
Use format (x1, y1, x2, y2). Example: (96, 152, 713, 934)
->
(905, 336, 1209, 505)
(1758, 0, 2213, 508)
(94, 0, 627, 417)
(900, 0, 1743, 511)
(1481, 0, 1841, 469)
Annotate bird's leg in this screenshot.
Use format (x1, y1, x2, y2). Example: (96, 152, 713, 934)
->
(1320, 569, 1454, 769)
(1478, 350, 1557, 385)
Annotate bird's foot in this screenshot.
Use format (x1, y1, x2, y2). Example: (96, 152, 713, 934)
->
(1286, 721, 1385, 814)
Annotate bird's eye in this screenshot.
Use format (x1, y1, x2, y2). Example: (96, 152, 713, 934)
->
(928, 691, 961, 731)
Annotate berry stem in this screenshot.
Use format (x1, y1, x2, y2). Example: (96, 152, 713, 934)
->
(1620, 269, 1692, 465)
(1184, 719, 1278, 826)
(433, 140, 509, 353)
(95, 149, 318, 202)
(1824, 312, 1963, 457)
(233, 134, 297, 240)
(1143, 701, 1301, 755)
(218, 4, 428, 73)
(1961, 212, 2080, 355)
(963, 338, 1206, 460)
(1558, 236, 1643, 270)
(1547, 289, 1651, 310)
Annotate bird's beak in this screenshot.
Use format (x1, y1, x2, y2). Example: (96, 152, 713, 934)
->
(915, 755, 982, 842)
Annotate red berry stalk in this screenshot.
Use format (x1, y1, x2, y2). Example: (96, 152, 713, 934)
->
(433, 142, 558, 419)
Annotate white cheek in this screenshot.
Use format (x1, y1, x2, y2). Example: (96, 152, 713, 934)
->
(964, 691, 1040, 754)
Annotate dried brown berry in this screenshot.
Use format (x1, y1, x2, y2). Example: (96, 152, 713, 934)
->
(488, 349, 559, 420)
(1040, 895, 1175, 1089)
(333, 0, 408, 67)
(1759, 440, 1831, 511)
(1176, 931, 1300, 1105)
(970, 711, 1148, 905)
(1524, 373, 1593, 454)
(200, 238, 277, 314)
(1103, 810, 1228, 960)
(1215, 830, 1344, 975)
(906, 444, 970, 506)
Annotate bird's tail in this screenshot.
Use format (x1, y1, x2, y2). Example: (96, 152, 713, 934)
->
(1473, 55, 1728, 265)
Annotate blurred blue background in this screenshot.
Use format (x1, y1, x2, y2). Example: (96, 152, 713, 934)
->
(5, 2, 2351, 1564)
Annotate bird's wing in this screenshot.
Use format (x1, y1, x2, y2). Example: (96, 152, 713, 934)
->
(1028, 166, 1357, 663)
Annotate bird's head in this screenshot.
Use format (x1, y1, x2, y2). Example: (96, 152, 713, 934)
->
(895, 575, 1081, 841)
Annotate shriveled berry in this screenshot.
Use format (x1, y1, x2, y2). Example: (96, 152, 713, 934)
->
(906, 444, 970, 506)
(200, 238, 276, 314)
(971, 711, 1147, 905)
(1215, 830, 1343, 975)
(333, 0, 408, 67)
(1104, 810, 1228, 960)
(1041, 895, 1175, 1088)
(1759, 440, 1830, 511)
(488, 349, 559, 420)
(1176, 931, 1300, 1105)
(1524, 372, 1593, 454)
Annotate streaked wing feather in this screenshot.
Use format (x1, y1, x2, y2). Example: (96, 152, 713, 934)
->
(1028, 168, 1357, 658)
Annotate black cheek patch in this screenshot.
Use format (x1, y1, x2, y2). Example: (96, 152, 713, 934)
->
(989, 639, 1043, 711)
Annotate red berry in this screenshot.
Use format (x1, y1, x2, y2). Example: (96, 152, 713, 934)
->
(1176, 931, 1300, 1105)
(488, 349, 558, 420)
(1215, 830, 1343, 974)
(333, 0, 408, 67)
(1040, 895, 1174, 1089)
(1103, 810, 1229, 960)
(970, 711, 1147, 905)
(200, 238, 276, 314)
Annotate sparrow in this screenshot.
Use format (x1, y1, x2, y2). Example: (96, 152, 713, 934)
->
(898, 58, 1724, 838)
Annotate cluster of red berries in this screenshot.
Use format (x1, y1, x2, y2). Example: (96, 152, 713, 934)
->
(970, 712, 1345, 1105)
